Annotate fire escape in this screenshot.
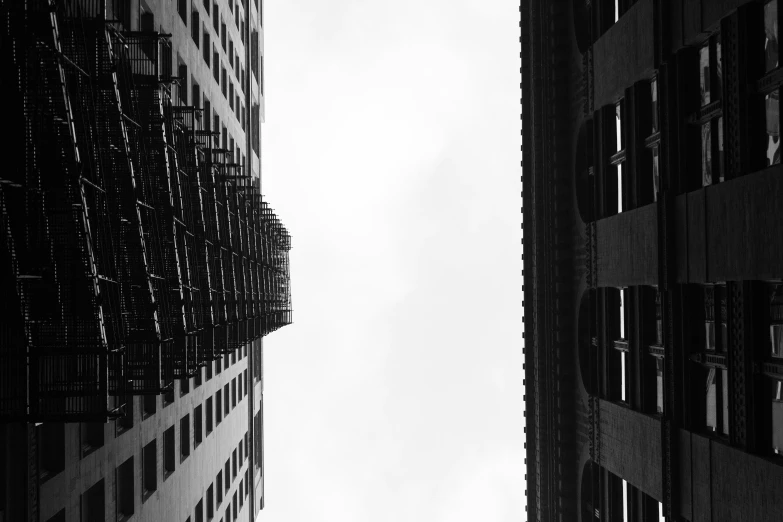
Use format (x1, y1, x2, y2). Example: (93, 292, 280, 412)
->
(0, 1, 293, 422)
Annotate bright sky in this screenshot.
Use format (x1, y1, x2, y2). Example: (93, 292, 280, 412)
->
(260, 1, 523, 520)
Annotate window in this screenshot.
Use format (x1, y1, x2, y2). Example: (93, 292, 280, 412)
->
(182, 374, 190, 396)
(251, 30, 258, 80)
(204, 31, 211, 66)
(609, 100, 626, 215)
(203, 0, 209, 15)
(204, 99, 212, 132)
(117, 396, 134, 433)
(206, 398, 214, 434)
(195, 405, 204, 445)
(611, 288, 630, 403)
(181, 414, 191, 460)
(222, 22, 227, 50)
(164, 426, 176, 477)
(163, 386, 174, 407)
(216, 355, 222, 374)
(116, 457, 134, 520)
(238, 375, 242, 400)
(213, 3, 219, 32)
(222, 68, 228, 97)
(760, 2, 782, 168)
(232, 492, 237, 521)
(192, 12, 200, 46)
(225, 460, 230, 492)
(691, 285, 730, 437)
(143, 394, 156, 417)
(214, 52, 220, 82)
(229, 41, 234, 69)
(216, 390, 223, 424)
(647, 78, 662, 201)
(239, 439, 243, 463)
(38, 423, 65, 481)
(81, 479, 105, 522)
(229, 83, 234, 110)
(142, 440, 157, 498)
(696, 36, 724, 186)
(179, 64, 189, 105)
(766, 0, 779, 73)
(217, 471, 223, 505)
(207, 484, 215, 520)
(225, 383, 230, 414)
(195, 498, 204, 522)
(260, 55, 264, 95)
(81, 422, 104, 455)
(178, 0, 188, 24)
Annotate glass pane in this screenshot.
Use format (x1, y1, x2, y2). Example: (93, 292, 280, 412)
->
(719, 322, 728, 353)
(706, 368, 717, 431)
(621, 351, 627, 402)
(651, 79, 659, 133)
(721, 369, 730, 435)
(705, 321, 716, 351)
(714, 38, 722, 101)
(717, 116, 724, 183)
(616, 102, 623, 152)
(765, 0, 779, 73)
(774, 397, 783, 454)
(619, 290, 625, 339)
(701, 122, 712, 186)
(659, 502, 666, 521)
(656, 357, 664, 414)
(766, 91, 780, 166)
(615, 0, 620, 23)
(771, 324, 783, 357)
(617, 163, 624, 213)
(699, 44, 710, 105)
(622, 480, 628, 521)
(652, 147, 660, 202)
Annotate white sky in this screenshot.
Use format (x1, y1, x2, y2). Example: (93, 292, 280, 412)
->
(260, 1, 523, 520)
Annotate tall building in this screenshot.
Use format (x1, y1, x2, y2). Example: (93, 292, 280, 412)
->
(523, 0, 783, 520)
(0, 1, 291, 521)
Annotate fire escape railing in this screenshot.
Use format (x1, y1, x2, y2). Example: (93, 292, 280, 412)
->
(0, 1, 293, 422)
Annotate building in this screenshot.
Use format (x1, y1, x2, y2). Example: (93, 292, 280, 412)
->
(0, 1, 291, 521)
(522, 0, 783, 520)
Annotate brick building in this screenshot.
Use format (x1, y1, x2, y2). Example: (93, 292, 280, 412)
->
(0, 1, 291, 521)
(523, 0, 783, 520)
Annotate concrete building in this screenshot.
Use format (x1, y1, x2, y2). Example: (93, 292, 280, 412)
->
(0, 1, 290, 521)
(523, 0, 783, 520)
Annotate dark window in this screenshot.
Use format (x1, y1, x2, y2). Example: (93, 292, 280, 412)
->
(195, 405, 204, 444)
(81, 422, 104, 455)
(213, 3, 219, 32)
(193, 82, 201, 110)
(216, 356, 222, 374)
(163, 387, 174, 407)
(203, 31, 211, 65)
(695, 35, 724, 186)
(217, 471, 223, 505)
(239, 439, 243, 463)
(204, 99, 212, 132)
(81, 479, 105, 522)
(225, 460, 230, 492)
(222, 68, 227, 97)
(216, 390, 222, 424)
(203, 0, 209, 15)
(181, 414, 191, 460)
(207, 483, 215, 519)
(38, 423, 65, 481)
(116, 457, 134, 520)
(143, 394, 156, 417)
(178, 0, 188, 24)
(766, 0, 779, 73)
(179, 64, 189, 105)
(251, 30, 258, 80)
(225, 383, 230, 414)
(195, 498, 204, 522)
(222, 22, 227, 50)
(232, 492, 237, 521)
(182, 375, 190, 396)
(214, 52, 220, 83)
(206, 398, 214, 434)
(192, 12, 200, 46)
(232, 448, 237, 478)
(46, 509, 65, 522)
(143, 440, 157, 497)
(118, 396, 134, 433)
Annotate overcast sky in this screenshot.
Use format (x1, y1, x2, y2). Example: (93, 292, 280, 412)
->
(260, 1, 523, 520)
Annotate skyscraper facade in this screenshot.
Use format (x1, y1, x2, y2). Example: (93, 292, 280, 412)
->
(523, 0, 783, 520)
(0, 1, 291, 521)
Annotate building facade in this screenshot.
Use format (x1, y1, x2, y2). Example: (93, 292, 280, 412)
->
(523, 0, 783, 520)
(0, 1, 290, 521)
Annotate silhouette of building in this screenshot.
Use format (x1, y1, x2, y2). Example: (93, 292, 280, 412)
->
(523, 0, 783, 520)
(0, 1, 291, 520)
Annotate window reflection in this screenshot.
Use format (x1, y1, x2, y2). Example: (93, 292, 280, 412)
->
(651, 79, 659, 133)
(616, 102, 623, 152)
(715, 38, 722, 101)
(701, 123, 712, 186)
(766, 91, 780, 166)
(773, 380, 783, 454)
(652, 148, 660, 201)
(766, 0, 779, 73)
(717, 116, 724, 183)
(700, 44, 710, 106)
(656, 357, 664, 414)
(706, 368, 717, 431)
